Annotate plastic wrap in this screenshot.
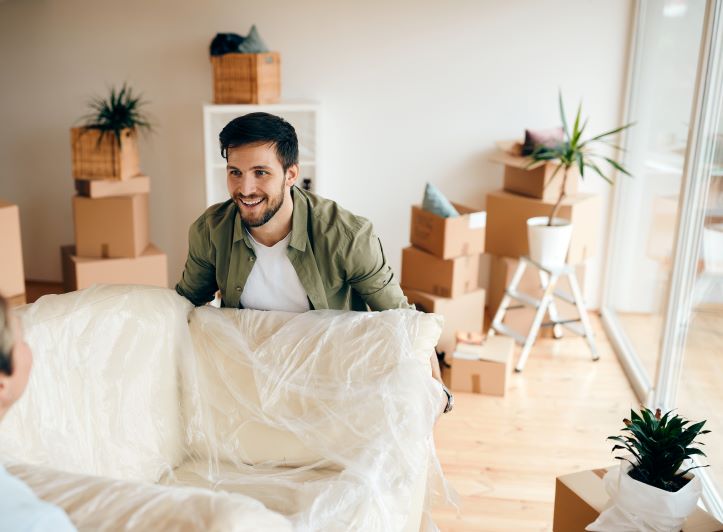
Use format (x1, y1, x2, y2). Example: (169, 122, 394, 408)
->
(0, 284, 453, 531)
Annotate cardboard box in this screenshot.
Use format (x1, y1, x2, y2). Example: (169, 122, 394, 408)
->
(491, 142, 579, 201)
(0, 200, 25, 298)
(410, 204, 486, 260)
(450, 335, 514, 396)
(485, 190, 601, 265)
(403, 287, 485, 356)
(62, 244, 168, 291)
(553, 466, 723, 532)
(401, 246, 479, 298)
(73, 194, 149, 258)
(75, 175, 151, 198)
(7, 293, 26, 307)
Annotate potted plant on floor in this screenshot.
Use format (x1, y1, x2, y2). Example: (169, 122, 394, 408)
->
(71, 83, 152, 181)
(586, 406, 710, 532)
(525, 93, 634, 268)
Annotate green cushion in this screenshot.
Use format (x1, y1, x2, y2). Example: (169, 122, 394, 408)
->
(422, 183, 459, 218)
(238, 25, 269, 53)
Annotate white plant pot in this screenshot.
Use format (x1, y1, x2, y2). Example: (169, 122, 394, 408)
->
(702, 224, 723, 274)
(526, 216, 573, 269)
(586, 463, 702, 532)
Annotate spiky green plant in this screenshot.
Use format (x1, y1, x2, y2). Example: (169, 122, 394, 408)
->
(81, 83, 152, 146)
(607, 406, 710, 492)
(528, 92, 634, 225)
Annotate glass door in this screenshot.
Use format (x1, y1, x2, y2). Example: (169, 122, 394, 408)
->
(604, 0, 723, 518)
(602, 0, 706, 400)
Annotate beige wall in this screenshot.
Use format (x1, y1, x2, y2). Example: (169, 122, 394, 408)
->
(0, 0, 633, 307)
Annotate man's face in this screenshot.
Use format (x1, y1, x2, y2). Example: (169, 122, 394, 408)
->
(226, 142, 296, 228)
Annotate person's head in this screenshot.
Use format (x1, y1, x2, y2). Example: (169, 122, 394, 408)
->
(219, 112, 299, 228)
(0, 296, 32, 420)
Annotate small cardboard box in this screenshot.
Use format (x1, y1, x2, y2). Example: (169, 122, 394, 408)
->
(450, 335, 514, 396)
(553, 467, 723, 532)
(491, 141, 579, 201)
(0, 200, 25, 298)
(61, 244, 168, 291)
(410, 204, 486, 260)
(403, 287, 485, 356)
(401, 246, 480, 298)
(485, 190, 601, 265)
(73, 194, 149, 258)
(75, 175, 151, 198)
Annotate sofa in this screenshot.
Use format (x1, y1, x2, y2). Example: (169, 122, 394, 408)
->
(0, 284, 450, 531)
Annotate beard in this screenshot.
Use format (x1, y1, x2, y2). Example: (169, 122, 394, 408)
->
(233, 181, 286, 228)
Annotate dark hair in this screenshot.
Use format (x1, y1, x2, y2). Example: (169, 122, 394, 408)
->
(0, 296, 14, 376)
(219, 112, 299, 172)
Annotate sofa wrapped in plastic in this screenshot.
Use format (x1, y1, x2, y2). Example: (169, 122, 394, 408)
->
(0, 284, 451, 530)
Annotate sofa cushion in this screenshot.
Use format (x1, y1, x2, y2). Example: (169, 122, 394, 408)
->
(0, 285, 193, 482)
(6, 462, 292, 531)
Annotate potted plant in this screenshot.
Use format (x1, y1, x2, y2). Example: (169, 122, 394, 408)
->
(71, 83, 151, 181)
(525, 93, 634, 268)
(586, 406, 710, 531)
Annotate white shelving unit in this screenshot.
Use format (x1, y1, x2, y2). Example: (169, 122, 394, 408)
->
(202, 101, 320, 207)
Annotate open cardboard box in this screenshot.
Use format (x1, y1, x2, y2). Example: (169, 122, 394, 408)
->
(75, 175, 151, 198)
(410, 204, 485, 260)
(491, 140, 579, 201)
(450, 335, 515, 396)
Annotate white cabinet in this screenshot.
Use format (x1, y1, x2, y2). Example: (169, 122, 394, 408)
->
(202, 101, 320, 207)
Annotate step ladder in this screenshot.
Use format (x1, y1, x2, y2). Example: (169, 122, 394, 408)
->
(488, 255, 599, 372)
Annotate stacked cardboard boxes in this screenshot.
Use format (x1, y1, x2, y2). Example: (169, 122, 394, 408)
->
(63, 131, 167, 291)
(401, 202, 486, 356)
(486, 142, 601, 331)
(0, 200, 26, 306)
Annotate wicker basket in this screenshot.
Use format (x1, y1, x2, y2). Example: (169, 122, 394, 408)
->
(70, 127, 141, 181)
(211, 52, 281, 104)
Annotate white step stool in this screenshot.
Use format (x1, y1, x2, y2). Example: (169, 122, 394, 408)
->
(488, 255, 599, 372)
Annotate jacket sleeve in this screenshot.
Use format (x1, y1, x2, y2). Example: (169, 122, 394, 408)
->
(175, 215, 218, 306)
(344, 220, 412, 311)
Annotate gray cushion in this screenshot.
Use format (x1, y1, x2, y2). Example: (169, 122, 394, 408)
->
(422, 183, 459, 218)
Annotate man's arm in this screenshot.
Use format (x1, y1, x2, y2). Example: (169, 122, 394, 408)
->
(175, 216, 218, 307)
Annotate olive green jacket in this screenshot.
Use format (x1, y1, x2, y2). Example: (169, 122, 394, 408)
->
(176, 186, 411, 311)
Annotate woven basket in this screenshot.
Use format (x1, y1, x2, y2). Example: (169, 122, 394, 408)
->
(70, 127, 141, 181)
(211, 52, 281, 104)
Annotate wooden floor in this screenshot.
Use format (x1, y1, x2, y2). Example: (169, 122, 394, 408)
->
(431, 314, 638, 531)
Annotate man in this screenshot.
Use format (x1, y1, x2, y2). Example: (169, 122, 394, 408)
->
(176, 112, 452, 414)
(0, 296, 77, 531)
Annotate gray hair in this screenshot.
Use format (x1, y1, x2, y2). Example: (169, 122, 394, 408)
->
(0, 297, 14, 375)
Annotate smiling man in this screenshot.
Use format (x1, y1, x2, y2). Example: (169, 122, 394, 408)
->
(176, 112, 452, 413)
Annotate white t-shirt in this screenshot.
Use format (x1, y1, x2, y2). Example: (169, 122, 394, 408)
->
(239, 231, 311, 312)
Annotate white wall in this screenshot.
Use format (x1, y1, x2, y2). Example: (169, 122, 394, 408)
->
(0, 0, 633, 307)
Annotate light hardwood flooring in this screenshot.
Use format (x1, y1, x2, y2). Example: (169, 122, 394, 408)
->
(431, 314, 639, 531)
